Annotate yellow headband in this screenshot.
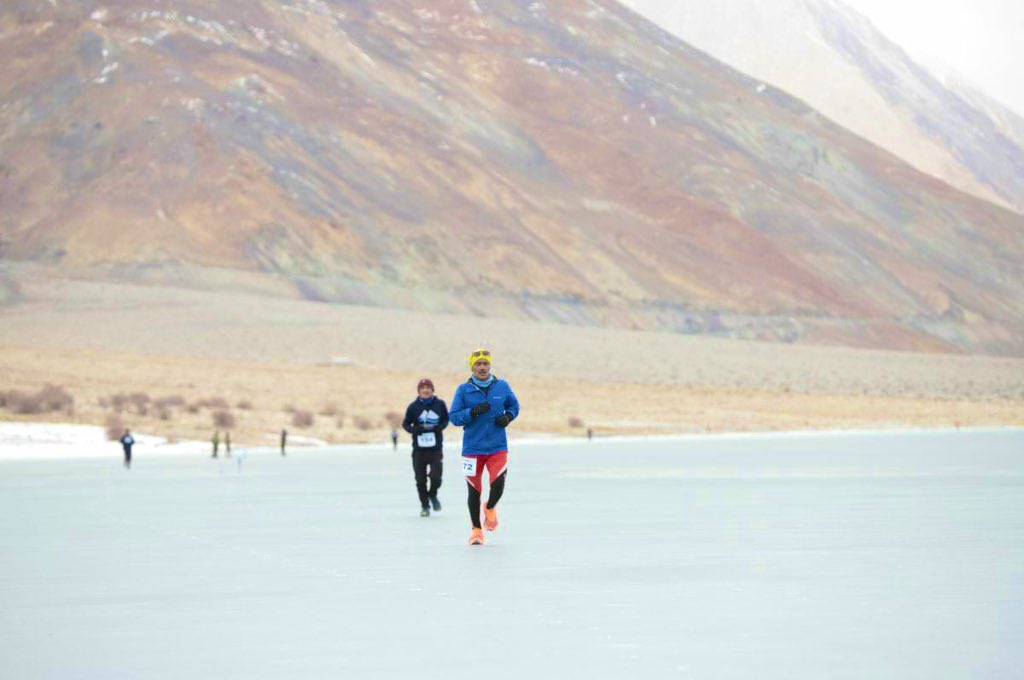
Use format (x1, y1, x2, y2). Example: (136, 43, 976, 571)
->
(468, 349, 492, 370)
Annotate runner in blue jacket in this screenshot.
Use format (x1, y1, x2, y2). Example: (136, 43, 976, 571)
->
(450, 348, 520, 545)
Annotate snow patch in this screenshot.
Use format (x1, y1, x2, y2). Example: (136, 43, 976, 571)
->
(181, 98, 205, 118)
(93, 61, 119, 85)
(0, 423, 209, 461)
(358, 50, 377, 68)
(524, 57, 579, 76)
(249, 25, 270, 46)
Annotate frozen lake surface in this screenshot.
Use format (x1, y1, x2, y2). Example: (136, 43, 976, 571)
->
(2, 429, 1022, 679)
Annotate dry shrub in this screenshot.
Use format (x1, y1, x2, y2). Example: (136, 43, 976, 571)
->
(155, 395, 186, 410)
(292, 410, 314, 428)
(195, 397, 228, 410)
(128, 392, 150, 414)
(213, 410, 236, 428)
(335, 415, 345, 429)
(354, 415, 374, 431)
(105, 413, 125, 440)
(384, 411, 402, 428)
(157, 407, 172, 421)
(320, 403, 340, 417)
(568, 416, 585, 428)
(40, 385, 74, 413)
(10, 391, 42, 414)
(1, 385, 74, 415)
(283, 404, 297, 413)
(186, 403, 200, 414)
(236, 399, 253, 410)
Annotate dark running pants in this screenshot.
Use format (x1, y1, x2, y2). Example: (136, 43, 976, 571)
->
(412, 450, 443, 508)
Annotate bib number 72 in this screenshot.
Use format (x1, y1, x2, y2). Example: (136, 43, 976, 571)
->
(462, 456, 478, 476)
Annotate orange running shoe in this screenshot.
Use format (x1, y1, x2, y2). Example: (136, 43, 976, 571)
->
(468, 527, 485, 545)
(483, 506, 499, 532)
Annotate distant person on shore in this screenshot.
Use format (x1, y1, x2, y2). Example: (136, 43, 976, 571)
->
(211, 431, 220, 459)
(587, 428, 593, 441)
(119, 429, 135, 469)
(402, 378, 449, 517)
(280, 429, 287, 457)
(450, 349, 520, 545)
(225, 432, 232, 458)
(391, 429, 399, 451)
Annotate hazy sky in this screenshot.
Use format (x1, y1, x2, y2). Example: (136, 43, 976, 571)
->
(841, 0, 1024, 115)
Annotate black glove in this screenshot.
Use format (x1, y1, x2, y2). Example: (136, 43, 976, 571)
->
(494, 413, 512, 428)
(470, 402, 491, 417)
(411, 424, 425, 435)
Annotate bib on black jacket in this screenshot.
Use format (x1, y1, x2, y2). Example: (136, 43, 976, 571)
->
(402, 397, 449, 451)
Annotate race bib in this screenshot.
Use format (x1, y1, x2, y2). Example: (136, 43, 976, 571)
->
(417, 432, 436, 448)
(462, 456, 478, 476)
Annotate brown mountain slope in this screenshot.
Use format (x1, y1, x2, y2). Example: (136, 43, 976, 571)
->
(1, 1, 1023, 354)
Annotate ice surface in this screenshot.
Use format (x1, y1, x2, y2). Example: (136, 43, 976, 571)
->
(1, 430, 1022, 678)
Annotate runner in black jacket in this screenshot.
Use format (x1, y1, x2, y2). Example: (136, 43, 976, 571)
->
(402, 378, 449, 516)
(119, 429, 135, 469)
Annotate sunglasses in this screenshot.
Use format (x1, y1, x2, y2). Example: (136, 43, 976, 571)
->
(471, 350, 491, 358)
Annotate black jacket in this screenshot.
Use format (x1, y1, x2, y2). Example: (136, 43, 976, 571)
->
(402, 397, 449, 452)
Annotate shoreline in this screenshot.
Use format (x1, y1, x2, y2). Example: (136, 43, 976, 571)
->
(2, 420, 1020, 462)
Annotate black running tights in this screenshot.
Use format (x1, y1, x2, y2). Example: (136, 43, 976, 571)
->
(467, 471, 506, 529)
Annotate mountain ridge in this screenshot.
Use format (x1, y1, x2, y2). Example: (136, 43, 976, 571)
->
(1, 0, 1023, 355)
(620, 0, 1024, 216)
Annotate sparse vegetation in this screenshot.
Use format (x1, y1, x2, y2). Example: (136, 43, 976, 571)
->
(105, 413, 125, 440)
(154, 395, 186, 410)
(1, 390, 43, 414)
(568, 416, 585, 428)
(128, 392, 150, 415)
(384, 411, 402, 428)
(335, 415, 345, 429)
(236, 399, 253, 410)
(0, 385, 74, 415)
(320, 403, 340, 417)
(195, 397, 229, 410)
(292, 410, 314, 428)
(213, 410, 236, 428)
(106, 391, 154, 415)
(354, 415, 375, 431)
